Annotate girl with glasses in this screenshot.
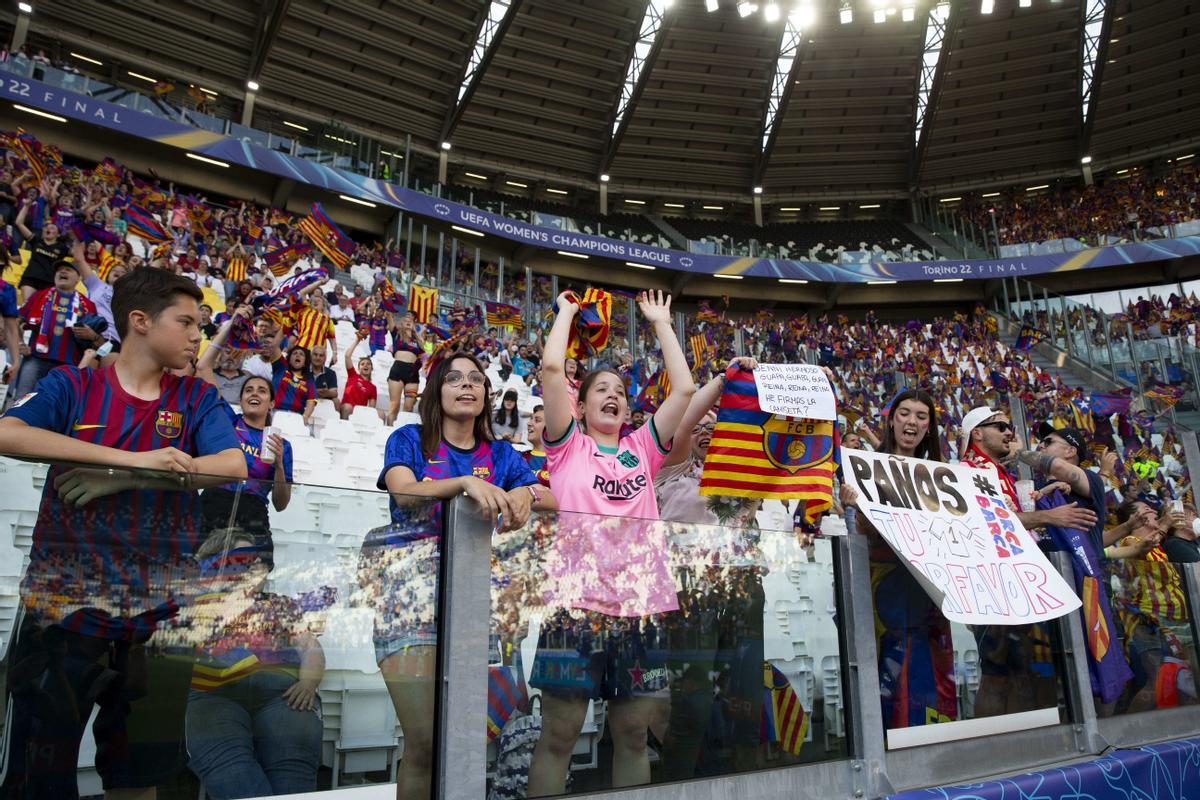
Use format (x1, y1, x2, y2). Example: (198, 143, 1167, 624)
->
(362, 351, 555, 800)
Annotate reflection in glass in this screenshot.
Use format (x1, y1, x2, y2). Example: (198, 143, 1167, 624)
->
(488, 510, 846, 798)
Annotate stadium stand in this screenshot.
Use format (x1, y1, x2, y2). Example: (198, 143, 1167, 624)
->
(1, 2, 1200, 799)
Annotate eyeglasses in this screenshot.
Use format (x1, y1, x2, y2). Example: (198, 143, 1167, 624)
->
(692, 422, 716, 435)
(978, 422, 1014, 434)
(444, 370, 486, 388)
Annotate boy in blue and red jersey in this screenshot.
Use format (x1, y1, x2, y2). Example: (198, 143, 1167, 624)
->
(10, 259, 98, 400)
(0, 267, 245, 798)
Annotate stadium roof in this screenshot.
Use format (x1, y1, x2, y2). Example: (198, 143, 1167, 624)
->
(20, 0, 1200, 205)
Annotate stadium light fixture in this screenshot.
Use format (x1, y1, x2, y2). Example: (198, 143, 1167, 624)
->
(980, 0, 994, 13)
(780, 278, 809, 284)
(17, 2, 31, 13)
(934, 278, 964, 283)
(127, 71, 157, 83)
(12, 104, 65, 123)
(867, 280, 897, 285)
(440, 141, 452, 151)
(714, 274, 743, 280)
(764, 2, 781, 22)
(818, 206, 840, 211)
(706, 0, 719, 11)
(1080, 155, 1093, 164)
(664, 202, 686, 208)
(339, 194, 377, 208)
(1116, 169, 1129, 174)
(246, 80, 260, 92)
(737, 2, 755, 18)
(198, 87, 218, 97)
(556, 250, 589, 259)
(624, 198, 647, 205)
(505, 180, 528, 188)
(840, 3, 852, 23)
(625, 261, 657, 270)
(546, 187, 568, 195)
(1018, 0, 1031, 6)
(939, 196, 962, 203)
(779, 207, 802, 211)
(1175, 153, 1195, 161)
(599, 174, 610, 182)
(902, 7, 915, 21)
(464, 172, 488, 180)
(873, 9, 886, 23)
(283, 121, 309, 132)
(1025, 184, 1050, 191)
(186, 153, 229, 168)
(70, 52, 102, 66)
(702, 204, 725, 210)
(753, 186, 763, 195)
(859, 203, 881, 209)
(981, 191, 1001, 197)
(452, 225, 485, 237)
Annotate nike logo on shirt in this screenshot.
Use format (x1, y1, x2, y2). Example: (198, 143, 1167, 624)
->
(71, 423, 106, 432)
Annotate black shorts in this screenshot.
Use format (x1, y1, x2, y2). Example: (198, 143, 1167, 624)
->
(0, 610, 193, 793)
(200, 487, 272, 535)
(388, 359, 420, 385)
(17, 271, 51, 293)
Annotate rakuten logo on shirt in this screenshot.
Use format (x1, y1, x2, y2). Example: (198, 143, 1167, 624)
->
(593, 474, 647, 502)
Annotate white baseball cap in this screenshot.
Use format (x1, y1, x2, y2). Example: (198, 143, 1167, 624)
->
(960, 405, 1001, 451)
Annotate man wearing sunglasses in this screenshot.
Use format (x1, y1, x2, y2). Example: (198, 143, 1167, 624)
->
(960, 406, 1101, 535)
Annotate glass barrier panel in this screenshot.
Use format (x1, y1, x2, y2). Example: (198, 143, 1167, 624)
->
(183, 108, 226, 135)
(230, 122, 270, 148)
(0, 454, 445, 799)
(486, 507, 848, 797)
(1100, 531, 1200, 717)
(858, 515, 1070, 750)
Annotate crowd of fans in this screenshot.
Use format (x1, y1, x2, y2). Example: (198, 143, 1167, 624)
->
(958, 162, 1200, 247)
(0, 126, 1198, 800)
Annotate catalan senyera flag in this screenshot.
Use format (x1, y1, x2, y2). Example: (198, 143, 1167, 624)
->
(263, 241, 313, 277)
(762, 663, 807, 757)
(224, 256, 248, 282)
(11, 129, 47, 182)
(297, 203, 354, 270)
(560, 288, 611, 359)
(94, 250, 121, 282)
(1071, 397, 1095, 435)
(409, 284, 438, 324)
(485, 301, 524, 329)
(378, 277, 404, 313)
(292, 304, 335, 351)
(700, 367, 836, 521)
(689, 332, 711, 370)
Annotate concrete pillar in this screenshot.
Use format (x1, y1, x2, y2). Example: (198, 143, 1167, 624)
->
(241, 90, 256, 126)
(11, 12, 29, 52)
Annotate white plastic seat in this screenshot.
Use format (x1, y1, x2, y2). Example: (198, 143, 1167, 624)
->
(332, 688, 402, 787)
(272, 411, 310, 440)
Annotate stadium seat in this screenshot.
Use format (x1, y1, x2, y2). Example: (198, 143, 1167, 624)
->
(331, 688, 402, 787)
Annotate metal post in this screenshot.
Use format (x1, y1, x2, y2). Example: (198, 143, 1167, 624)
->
(1042, 286, 1053, 346)
(630, 296, 640, 361)
(833, 523, 893, 797)
(990, 211, 1001, 257)
(1010, 395, 1032, 480)
(473, 249, 481, 296)
(734, 325, 745, 358)
(436, 497, 492, 800)
(1059, 295, 1073, 360)
(420, 225, 428, 277)
(524, 266, 534, 333)
(497, 256, 505, 302)
(405, 217, 414, 271)
(1001, 279, 1011, 319)
(1049, 551, 1106, 754)
(436, 231, 445, 287)
(550, 274, 559, 308)
(449, 238, 458, 290)
(1127, 322, 1145, 399)
(1101, 311, 1118, 381)
(674, 310, 686, 352)
(626, 295, 637, 357)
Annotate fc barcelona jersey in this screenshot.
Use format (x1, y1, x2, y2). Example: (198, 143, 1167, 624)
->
(3, 365, 240, 639)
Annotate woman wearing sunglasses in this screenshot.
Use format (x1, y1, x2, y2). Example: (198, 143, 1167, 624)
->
(360, 352, 556, 800)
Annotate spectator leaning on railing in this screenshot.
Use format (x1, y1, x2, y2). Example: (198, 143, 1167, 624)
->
(0, 267, 245, 797)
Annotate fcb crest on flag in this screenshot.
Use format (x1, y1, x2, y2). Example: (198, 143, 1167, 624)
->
(700, 367, 836, 521)
(297, 203, 354, 270)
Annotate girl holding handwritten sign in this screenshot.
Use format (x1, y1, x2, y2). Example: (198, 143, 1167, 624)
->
(841, 388, 958, 729)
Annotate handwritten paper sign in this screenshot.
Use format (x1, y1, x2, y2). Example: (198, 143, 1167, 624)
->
(755, 364, 837, 421)
(840, 449, 1081, 625)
